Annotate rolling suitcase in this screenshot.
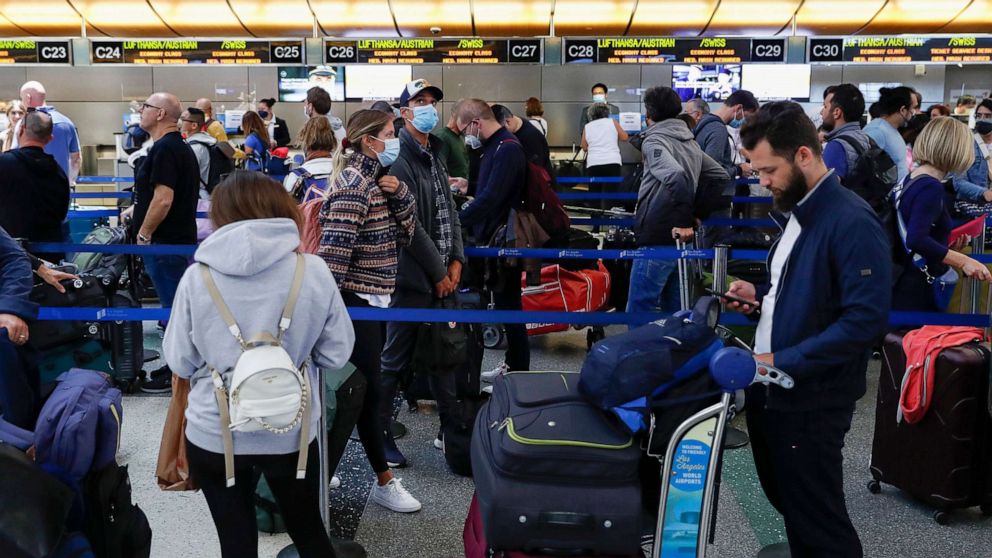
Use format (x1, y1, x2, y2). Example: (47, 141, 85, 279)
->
(869, 331, 992, 522)
(472, 371, 643, 556)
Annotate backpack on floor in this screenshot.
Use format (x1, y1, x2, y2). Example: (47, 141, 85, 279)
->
(201, 254, 311, 487)
(33, 369, 123, 481)
(73, 226, 128, 277)
(254, 474, 287, 534)
(83, 463, 152, 558)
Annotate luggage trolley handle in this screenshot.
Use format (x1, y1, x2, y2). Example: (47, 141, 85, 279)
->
(674, 234, 694, 312)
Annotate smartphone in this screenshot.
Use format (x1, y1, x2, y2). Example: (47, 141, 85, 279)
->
(705, 288, 759, 308)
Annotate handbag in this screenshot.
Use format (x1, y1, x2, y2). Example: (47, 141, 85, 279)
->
(411, 297, 468, 376)
(155, 374, 197, 491)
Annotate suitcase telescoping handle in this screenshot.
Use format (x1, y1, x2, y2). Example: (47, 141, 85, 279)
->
(537, 511, 594, 529)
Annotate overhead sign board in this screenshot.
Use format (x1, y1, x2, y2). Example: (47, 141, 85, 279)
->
(0, 40, 71, 64)
(809, 36, 992, 63)
(563, 38, 787, 64)
(91, 39, 304, 65)
(324, 38, 543, 65)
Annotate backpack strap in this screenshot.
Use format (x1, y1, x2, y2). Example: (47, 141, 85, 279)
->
(210, 369, 237, 487)
(199, 264, 247, 349)
(834, 134, 866, 157)
(279, 254, 306, 341)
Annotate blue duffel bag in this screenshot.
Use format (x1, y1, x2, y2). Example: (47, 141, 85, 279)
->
(579, 296, 725, 433)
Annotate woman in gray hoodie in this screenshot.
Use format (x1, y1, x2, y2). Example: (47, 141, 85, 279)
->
(163, 171, 356, 558)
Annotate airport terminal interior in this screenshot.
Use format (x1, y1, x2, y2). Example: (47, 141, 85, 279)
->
(2, 1, 992, 558)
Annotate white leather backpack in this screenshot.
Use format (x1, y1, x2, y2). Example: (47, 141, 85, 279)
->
(200, 254, 311, 487)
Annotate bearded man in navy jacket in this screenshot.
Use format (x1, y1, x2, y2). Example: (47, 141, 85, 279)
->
(725, 101, 891, 558)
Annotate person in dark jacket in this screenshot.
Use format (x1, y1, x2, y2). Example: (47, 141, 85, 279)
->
(892, 116, 991, 312)
(456, 99, 530, 378)
(726, 101, 892, 557)
(0, 226, 36, 347)
(820, 84, 870, 181)
(381, 79, 465, 468)
(0, 110, 70, 263)
(628, 86, 728, 324)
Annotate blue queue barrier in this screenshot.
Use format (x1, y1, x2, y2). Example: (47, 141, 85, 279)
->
(32, 305, 992, 329)
(76, 176, 134, 184)
(71, 192, 133, 199)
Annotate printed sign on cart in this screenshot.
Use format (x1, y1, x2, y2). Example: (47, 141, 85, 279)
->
(659, 417, 716, 558)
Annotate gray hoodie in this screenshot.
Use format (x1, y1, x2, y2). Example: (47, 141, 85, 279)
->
(163, 218, 355, 456)
(640, 119, 728, 192)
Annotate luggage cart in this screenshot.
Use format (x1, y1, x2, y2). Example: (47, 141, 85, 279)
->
(644, 341, 796, 558)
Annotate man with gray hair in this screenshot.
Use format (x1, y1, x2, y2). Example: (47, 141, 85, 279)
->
(12, 81, 81, 184)
(0, 110, 70, 263)
(122, 92, 200, 393)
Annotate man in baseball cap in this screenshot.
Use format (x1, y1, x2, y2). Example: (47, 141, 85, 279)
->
(380, 78, 464, 469)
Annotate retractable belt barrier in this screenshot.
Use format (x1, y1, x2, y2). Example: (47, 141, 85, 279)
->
(31, 305, 992, 329)
(76, 176, 134, 184)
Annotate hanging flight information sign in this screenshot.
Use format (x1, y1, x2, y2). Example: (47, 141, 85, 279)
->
(563, 38, 785, 64)
(324, 38, 542, 64)
(90, 39, 304, 65)
(809, 36, 992, 64)
(0, 40, 71, 64)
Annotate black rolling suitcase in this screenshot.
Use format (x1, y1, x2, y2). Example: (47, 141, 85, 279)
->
(869, 331, 992, 522)
(472, 371, 642, 556)
(444, 288, 488, 476)
(102, 292, 144, 389)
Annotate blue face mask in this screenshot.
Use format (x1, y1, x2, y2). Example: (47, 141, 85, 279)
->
(372, 136, 401, 167)
(729, 109, 745, 129)
(592, 94, 606, 103)
(406, 104, 438, 133)
(258, 110, 270, 119)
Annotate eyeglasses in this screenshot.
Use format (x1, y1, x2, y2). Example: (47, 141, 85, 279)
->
(977, 113, 992, 121)
(140, 102, 164, 112)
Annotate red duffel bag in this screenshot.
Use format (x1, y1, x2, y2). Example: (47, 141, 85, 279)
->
(521, 262, 611, 336)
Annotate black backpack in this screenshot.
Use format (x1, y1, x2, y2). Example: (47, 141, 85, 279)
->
(191, 140, 235, 194)
(835, 135, 899, 213)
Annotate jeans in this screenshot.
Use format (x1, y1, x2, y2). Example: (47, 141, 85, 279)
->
(143, 254, 189, 310)
(186, 439, 335, 558)
(625, 254, 681, 327)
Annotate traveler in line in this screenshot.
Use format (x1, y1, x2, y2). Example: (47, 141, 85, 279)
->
(180, 107, 216, 198)
(163, 171, 359, 558)
(820, 84, 870, 181)
(627, 86, 728, 323)
(726, 101, 892, 557)
(0, 226, 35, 347)
(893, 117, 992, 312)
(1, 101, 25, 152)
(0, 110, 70, 263)
(195, 98, 229, 142)
(928, 104, 951, 119)
(457, 99, 530, 378)
(380, 79, 465, 468)
(579, 83, 620, 132)
(304, 87, 346, 143)
(863, 86, 919, 183)
(317, 109, 420, 513)
(950, 99, 992, 204)
(14, 82, 81, 184)
(122, 92, 200, 394)
(688, 91, 760, 181)
(494, 104, 552, 172)
(433, 101, 470, 189)
(241, 111, 271, 173)
(284, 117, 338, 202)
(582, 103, 628, 210)
(257, 97, 291, 148)
(525, 97, 548, 137)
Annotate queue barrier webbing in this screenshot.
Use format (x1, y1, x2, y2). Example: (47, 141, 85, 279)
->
(76, 177, 134, 184)
(32, 305, 992, 329)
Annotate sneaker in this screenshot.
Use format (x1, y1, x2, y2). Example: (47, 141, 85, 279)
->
(481, 362, 510, 382)
(434, 435, 444, 451)
(370, 478, 422, 513)
(482, 385, 493, 395)
(330, 475, 341, 490)
(383, 430, 408, 468)
(140, 366, 172, 394)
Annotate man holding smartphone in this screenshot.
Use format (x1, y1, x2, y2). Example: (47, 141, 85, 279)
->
(725, 101, 890, 557)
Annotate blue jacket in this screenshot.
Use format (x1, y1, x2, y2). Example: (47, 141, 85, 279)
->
(0, 227, 37, 321)
(752, 173, 891, 412)
(459, 127, 526, 244)
(950, 140, 989, 202)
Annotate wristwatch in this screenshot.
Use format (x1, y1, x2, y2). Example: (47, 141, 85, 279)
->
(137, 232, 151, 243)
